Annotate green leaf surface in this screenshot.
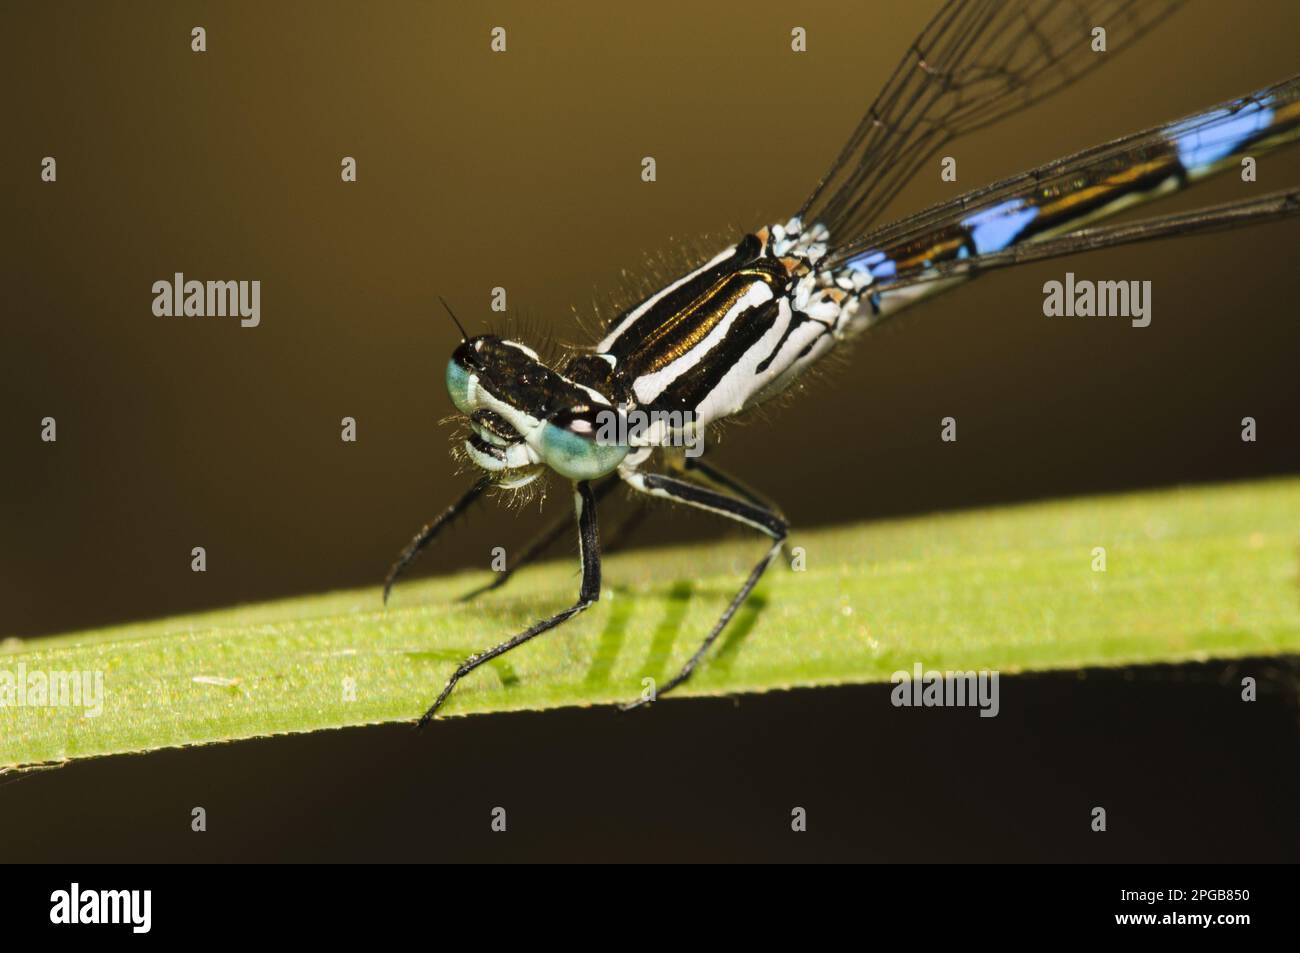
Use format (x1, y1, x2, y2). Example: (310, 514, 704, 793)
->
(3, 477, 1298, 770)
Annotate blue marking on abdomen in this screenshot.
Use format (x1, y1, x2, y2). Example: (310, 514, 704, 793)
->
(846, 196, 1040, 281)
(1172, 101, 1275, 172)
(846, 248, 897, 280)
(962, 199, 1039, 254)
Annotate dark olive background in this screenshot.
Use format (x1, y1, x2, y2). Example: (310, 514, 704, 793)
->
(3, 1, 1299, 862)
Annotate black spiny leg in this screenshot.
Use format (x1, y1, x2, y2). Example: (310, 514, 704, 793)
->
(419, 480, 602, 726)
(681, 456, 794, 564)
(682, 456, 781, 513)
(458, 472, 625, 603)
(619, 470, 787, 710)
(384, 476, 492, 604)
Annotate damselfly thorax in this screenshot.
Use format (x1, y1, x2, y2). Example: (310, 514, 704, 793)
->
(387, 0, 1300, 725)
(448, 226, 836, 482)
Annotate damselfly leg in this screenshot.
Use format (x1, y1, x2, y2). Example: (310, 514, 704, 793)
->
(618, 470, 787, 710)
(680, 456, 795, 566)
(452, 455, 782, 605)
(455, 473, 622, 603)
(418, 481, 603, 727)
(383, 477, 491, 604)
(681, 457, 785, 516)
(454, 473, 661, 603)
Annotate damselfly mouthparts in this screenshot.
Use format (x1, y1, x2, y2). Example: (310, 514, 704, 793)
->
(386, 0, 1300, 724)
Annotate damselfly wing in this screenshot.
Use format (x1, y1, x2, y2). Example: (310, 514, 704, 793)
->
(386, 0, 1300, 724)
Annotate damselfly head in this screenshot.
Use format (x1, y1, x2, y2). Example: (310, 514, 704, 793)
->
(446, 335, 629, 485)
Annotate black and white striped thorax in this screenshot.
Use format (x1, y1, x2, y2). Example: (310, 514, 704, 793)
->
(564, 217, 885, 445)
(441, 217, 885, 486)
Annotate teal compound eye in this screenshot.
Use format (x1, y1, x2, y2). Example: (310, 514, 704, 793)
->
(535, 407, 629, 481)
(445, 356, 475, 415)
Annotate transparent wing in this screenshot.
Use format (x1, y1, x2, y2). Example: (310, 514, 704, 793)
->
(800, 0, 1184, 245)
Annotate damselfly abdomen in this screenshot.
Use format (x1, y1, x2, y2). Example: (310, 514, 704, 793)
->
(386, 0, 1300, 724)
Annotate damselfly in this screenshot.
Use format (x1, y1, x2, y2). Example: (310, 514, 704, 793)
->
(386, 0, 1300, 724)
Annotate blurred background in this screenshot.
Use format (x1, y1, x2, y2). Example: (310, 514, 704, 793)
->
(3, 0, 1299, 861)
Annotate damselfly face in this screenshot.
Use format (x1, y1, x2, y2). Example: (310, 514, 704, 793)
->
(445, 335, 629, 486)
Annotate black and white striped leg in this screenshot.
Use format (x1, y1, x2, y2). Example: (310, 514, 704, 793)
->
(419, 480, 602, 726)
(384, 476, 492, 604)
(618, 470, 787, 710)
(458, 473, 624, 603)
(682, 457, 780, 512)
(681, 456, 794, 564)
